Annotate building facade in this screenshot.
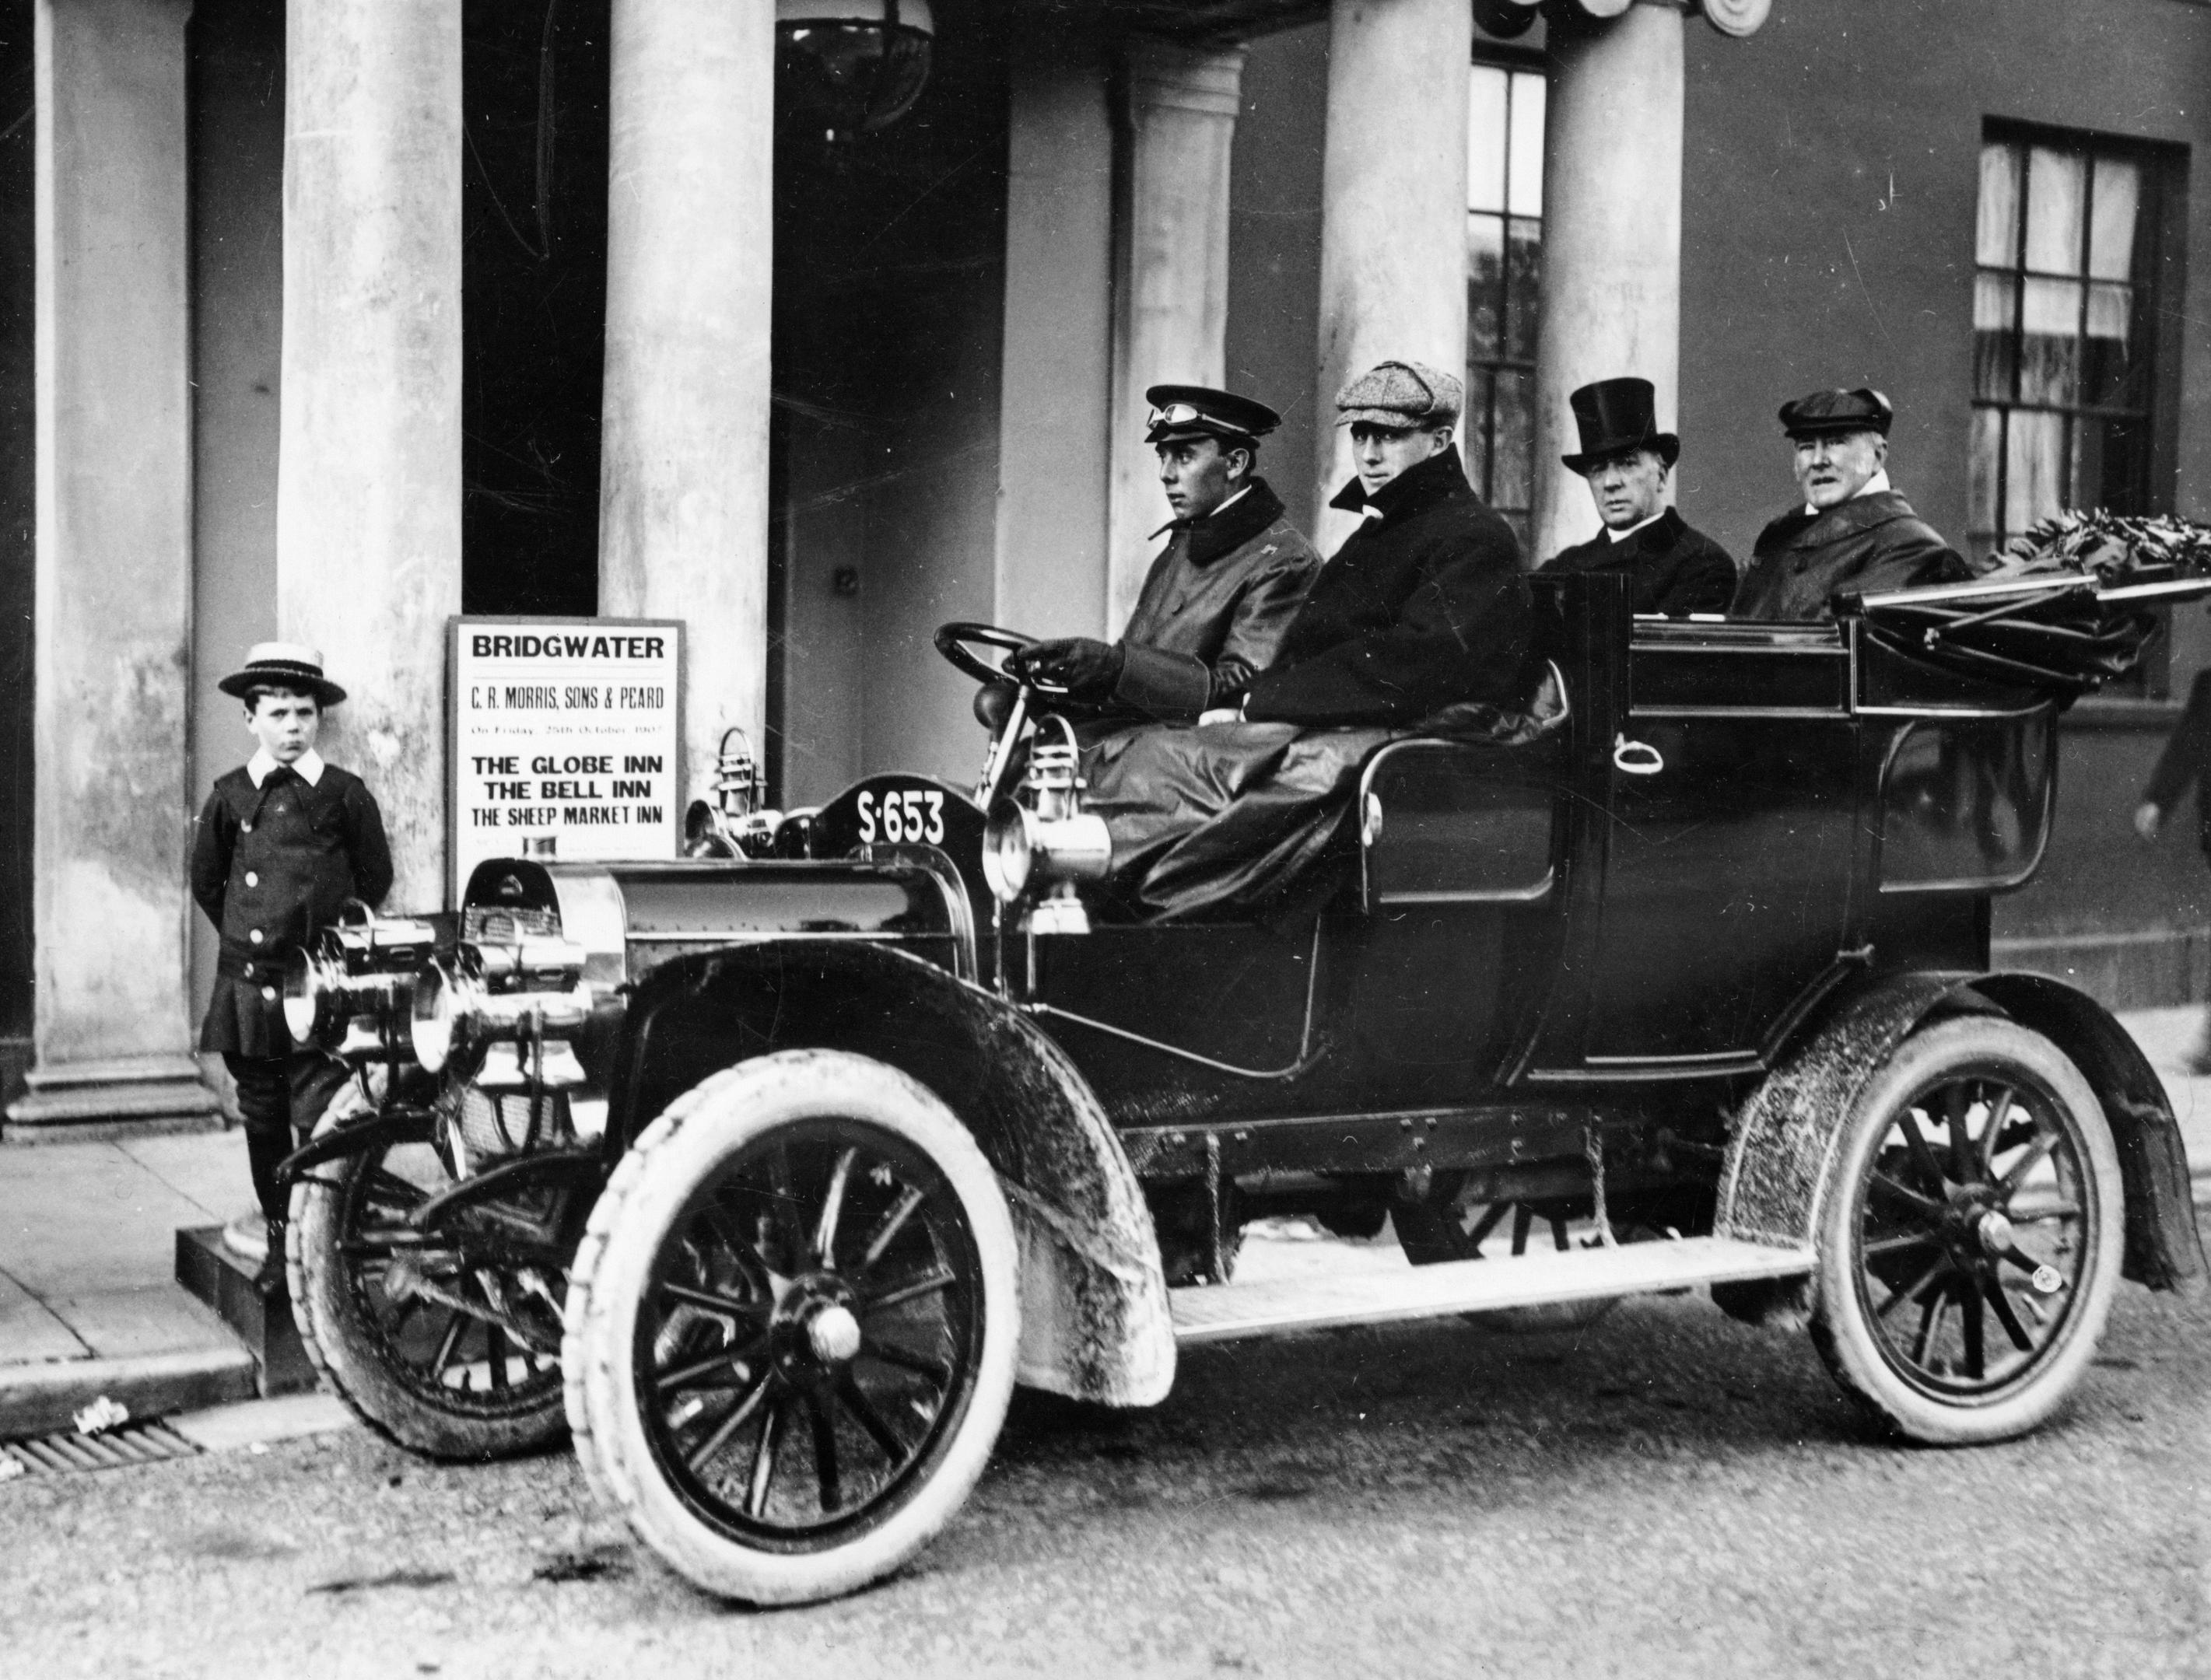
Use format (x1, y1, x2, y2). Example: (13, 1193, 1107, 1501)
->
(2, 0, 2210, 1129)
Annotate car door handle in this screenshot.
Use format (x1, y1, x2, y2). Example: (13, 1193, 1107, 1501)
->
(1613, 734, 1665, 776)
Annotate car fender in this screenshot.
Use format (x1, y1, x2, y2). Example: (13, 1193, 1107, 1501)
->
(1717, 969, 2206, 1297)
(608, 940, 1175, 1407)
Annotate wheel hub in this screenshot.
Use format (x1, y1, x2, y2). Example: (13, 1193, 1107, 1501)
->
(770, 1272, 864, 1378)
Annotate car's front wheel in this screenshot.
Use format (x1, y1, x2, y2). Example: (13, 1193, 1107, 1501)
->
(562, 1050, 1019, 1606)
(1809, 1016, 2123, 1444)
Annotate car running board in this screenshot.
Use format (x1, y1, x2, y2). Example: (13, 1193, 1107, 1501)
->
(1169, 1236, 1817, 1346)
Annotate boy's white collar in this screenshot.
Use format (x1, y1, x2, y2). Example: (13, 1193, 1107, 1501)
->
(247, 747, 325, 787)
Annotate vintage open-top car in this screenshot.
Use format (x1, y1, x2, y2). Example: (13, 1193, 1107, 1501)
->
(275, 563, 2208, 1606)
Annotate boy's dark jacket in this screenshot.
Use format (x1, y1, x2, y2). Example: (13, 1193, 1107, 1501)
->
(191, 761, 393, 1058)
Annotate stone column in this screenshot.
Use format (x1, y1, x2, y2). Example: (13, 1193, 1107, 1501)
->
(597, 0, 773, 801)
(997, 32, 1114, 639)
(9, 0, 216, 1134)
(1530, 0, 1686, 562)
(1313, 0, 1470, 555)
(277, 0, 463, 913)
(1107, 38, 1244, 632)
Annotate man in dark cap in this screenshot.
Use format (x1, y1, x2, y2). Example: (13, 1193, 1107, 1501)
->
(1732, 387, 1971, 620)
(1008, 385, 1319, 720)
(1234, 358, 1533, 725)
(1539, 376, 1736, 616)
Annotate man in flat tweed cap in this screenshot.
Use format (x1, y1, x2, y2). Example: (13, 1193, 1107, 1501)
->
(1234, 359, 1533, 725)
(1008, 383, 1319, 719)
(191, 642, 392, 1277)
(1732, 387, 1971, 619)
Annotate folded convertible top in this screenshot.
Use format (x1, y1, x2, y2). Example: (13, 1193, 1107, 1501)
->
(1852, 511, 2211, 698)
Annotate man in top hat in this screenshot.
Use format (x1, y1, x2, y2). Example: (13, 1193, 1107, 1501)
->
(1238, 358, 1533, 725)
(1540, 376, 1736, 617)
(1732, 387, 1970, 620)
(1007, 384, 1320, 719)
(191, 642, 392, 1276)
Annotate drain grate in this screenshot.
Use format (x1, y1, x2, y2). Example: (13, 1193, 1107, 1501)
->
(2, 1420, 203, 1477)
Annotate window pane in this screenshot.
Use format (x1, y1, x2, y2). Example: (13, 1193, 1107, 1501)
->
(1507, 72, 1545, 218)
(1977, 142, 2022, 268)
(1967, 406, 2003, 538)
(1492, 365, 1536, 513)
(2005, 409, 2068, 532)
(1463, 363, 1497, 499)
(2074, 414, 2148, 513)
(1468, 67, 1508, 214)
(1973, 272, 2017, 401)
(2018, 276, 2081, 404)
(1505, 216, 1542, 363)
(2085, 284, 2146, 408)
(2024, 147, 2085, 273)
(2088, 156, 2141, 282)
(1467, 214, 1505, 358)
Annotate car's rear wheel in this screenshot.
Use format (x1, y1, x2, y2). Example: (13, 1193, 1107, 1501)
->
(1389, 1181, 1619, 1332)
(288, 1081, 573, 1459)
(1809, 1017, 2122, 1444)
(563, 1050, 1019, 1606)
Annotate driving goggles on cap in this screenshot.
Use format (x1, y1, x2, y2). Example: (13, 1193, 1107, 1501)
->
(1148, 402, 1211, 430)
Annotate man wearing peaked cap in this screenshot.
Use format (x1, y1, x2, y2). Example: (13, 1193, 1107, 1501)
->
(1008, 383, 1319, 719)
(1540, 376, 1736, 617)
(1732, 387, 1971, 620)
(1235, 358, 1534, 726)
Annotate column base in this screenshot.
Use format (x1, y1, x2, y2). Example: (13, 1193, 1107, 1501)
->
(4, 1055, 224, 1143)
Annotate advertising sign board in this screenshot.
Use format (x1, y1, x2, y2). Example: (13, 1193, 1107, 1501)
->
(447, 617, 685, 900)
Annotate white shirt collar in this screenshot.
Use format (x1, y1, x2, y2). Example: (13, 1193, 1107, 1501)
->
(1806, 467, 1891, 517)
(248, 747, 325, 787)
(1604, 509, 1667, 544)
(1211, 485, 1253, 517)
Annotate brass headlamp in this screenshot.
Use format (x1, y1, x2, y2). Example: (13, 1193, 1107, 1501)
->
(282, 906, 440, 1061)
(411, 933, 594, 1086)
(982, 716, 1110, 934)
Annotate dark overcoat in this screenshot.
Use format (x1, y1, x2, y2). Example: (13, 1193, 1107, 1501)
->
(1113, 478, 1321, 719)
(1540, 507, 1736, 617)
(191, 761, 394, 1058)
(1731, 488, 1970, 621)
(1243, 445, 1533, 727)
(2146, 668, 2211, 863)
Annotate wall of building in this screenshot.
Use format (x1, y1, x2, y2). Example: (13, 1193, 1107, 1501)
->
(0, 0, 33, 1104)
(187, 0, 285, 1031)
(1681, 0, 2211, 975)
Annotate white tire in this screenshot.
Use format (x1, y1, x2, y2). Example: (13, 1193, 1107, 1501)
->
(1809, 1017, 2124, 1444)
(563, 1050, 1019, 1606)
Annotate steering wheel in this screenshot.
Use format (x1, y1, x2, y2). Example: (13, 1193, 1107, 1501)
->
(934, 621, 1061, 691)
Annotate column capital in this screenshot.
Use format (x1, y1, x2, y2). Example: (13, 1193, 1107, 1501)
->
(1554, 0, 1768, 37)
(1121, 35, 1246, 121)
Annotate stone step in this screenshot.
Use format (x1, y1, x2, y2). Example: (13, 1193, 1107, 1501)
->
(173, 1227, 318, 1398)
(1171, 1235, 1817, 1346)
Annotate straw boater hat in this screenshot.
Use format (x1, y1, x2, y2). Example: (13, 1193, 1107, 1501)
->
(217, 642, 348, 708)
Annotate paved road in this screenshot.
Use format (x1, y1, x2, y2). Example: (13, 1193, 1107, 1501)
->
(2, 1278, 2206, 1680)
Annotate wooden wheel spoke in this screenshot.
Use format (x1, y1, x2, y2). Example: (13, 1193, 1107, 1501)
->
(1985, 1279, 2036, 1353)
(1910, 1288, 1950, 1367)
(745, 1397, 789, 1518)
(655, 1332, 770, 1395)
(1868, 1171, 1943, 1220)
(808, 1395, 843, 1514)
(1943, 1086, 1973, 1181)
(486, 1324, 510, 1393)
(864, 1265, 955, 1315)
(858, 1337, 953, 1388)
(684, 1372, 774, 1475)
(813, 1147, 857, 1269)
(770, 1144, 805, 1274)
(698, 1200, 776, 1297)
(1975, 1085, 2016, 1179)
(836, 1374, 910, 1464)
(860, 1186, 927, 1271)
(1895, 1109, 1949, 1192)
(430, 1309, 468, 1381)
(1864, 1230, 1940, 1260)
(1876, 1254, 1948, 1321)
(658, 1279, 769, 1321)
(1960, 1285, 1986, 1379)
(2008, 1200, 2082, 1224)
(2000, 1126, 2062, 1196)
